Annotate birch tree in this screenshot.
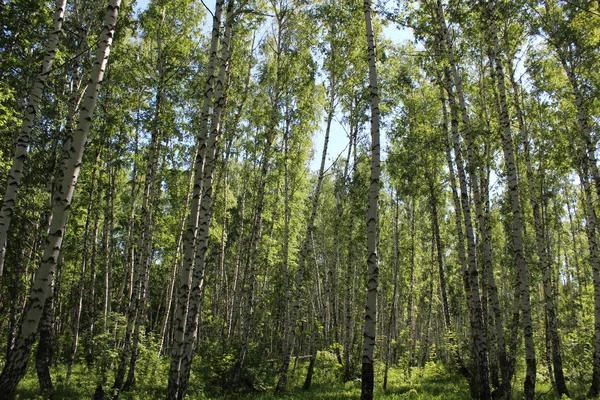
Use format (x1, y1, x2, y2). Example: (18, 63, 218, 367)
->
(0, 0, 122, 396)
(360, 0, 380, 398)
(0, 0, 67, 278)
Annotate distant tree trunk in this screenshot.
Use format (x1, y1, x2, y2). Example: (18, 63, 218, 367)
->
(361, 0, 381, 398)
(542, 6, 600, 394)
(276, 71, 334, 394)
(383, 192, 400, 390)
(276, 100, 293, 393)
(434, 1, 494, 396)
(86, 215, 99, 365)
(159, 148, 195, 355)
(0, 1, 121, 396)
(67, 171, 99, 383)
(439, 57, 490, 397)
(406, 199, 416, 368)
(114, 89, 162, 394)
(232, 3, 285, 388)
(429, 178, 450, 330)
(0, 0, 67, 278)
(339, 126, 355, 381)
(580, 163, 600, 398)
(102, 156, 114, 332)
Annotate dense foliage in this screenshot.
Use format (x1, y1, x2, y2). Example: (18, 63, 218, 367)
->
(0, 0, 599, 399)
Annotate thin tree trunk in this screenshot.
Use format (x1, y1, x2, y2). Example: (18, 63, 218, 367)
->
(434, 2, 495, 395)
(276, 73, 334, 394)
(383, 192, 400, 390)
(175, 3, 233, 397)
(66, 173, 97, 383)
(580, 164, 600, 398)
(35, 279, 55, 395)
(361, 1, 381, 398)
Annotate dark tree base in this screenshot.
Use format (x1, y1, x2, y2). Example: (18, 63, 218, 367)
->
(360, 362, 374, 400)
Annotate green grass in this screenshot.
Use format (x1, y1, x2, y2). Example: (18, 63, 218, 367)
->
(14, 355, 592, 399)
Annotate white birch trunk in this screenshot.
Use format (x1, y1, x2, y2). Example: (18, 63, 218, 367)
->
(167, 1, 224, 395)
(361, 1, 380, 398)
(177, 6, 234, 394)
(484, 4, 536, 397)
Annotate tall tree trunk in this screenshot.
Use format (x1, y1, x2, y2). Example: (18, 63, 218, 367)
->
(172, 2, 233, 397)
(508, 57, 568, 397)
(67, 169, 98, 383)
(0, 0, 67, 278)
(0, 1, 121, 396)
(114, 79, 162, 395)
(159, 147, 196, 355)
(484, 3, 536, 398)
(383, 192, 400, 390)
(361, 1, 381, 398)
(167, 0, 224, 395)
(433, 2, 492, 396)
(440, 61, 490, 398)
(580, 164, 600, 398)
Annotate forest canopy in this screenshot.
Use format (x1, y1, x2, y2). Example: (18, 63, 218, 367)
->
(0, 0, 599, 399)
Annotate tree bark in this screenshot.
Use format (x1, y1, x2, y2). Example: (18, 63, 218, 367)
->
(276, 67, 334, 394)
(361, 1, 381, 398)
(171, 2, 233, 397)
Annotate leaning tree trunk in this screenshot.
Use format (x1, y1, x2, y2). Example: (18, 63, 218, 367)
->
(361, 1, 381, 399)
(0, 0, 67, 278)
(0, 1, 121, 396)
(484, 3, 536, 398)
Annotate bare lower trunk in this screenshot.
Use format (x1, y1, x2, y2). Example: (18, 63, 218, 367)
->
(508, 57, 568, 397)
(36, 281, 55, 395)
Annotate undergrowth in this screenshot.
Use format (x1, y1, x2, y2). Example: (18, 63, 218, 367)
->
(14, 352, 590, 399)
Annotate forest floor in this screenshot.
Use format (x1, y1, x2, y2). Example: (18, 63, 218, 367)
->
(14, 353, 587, 399)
